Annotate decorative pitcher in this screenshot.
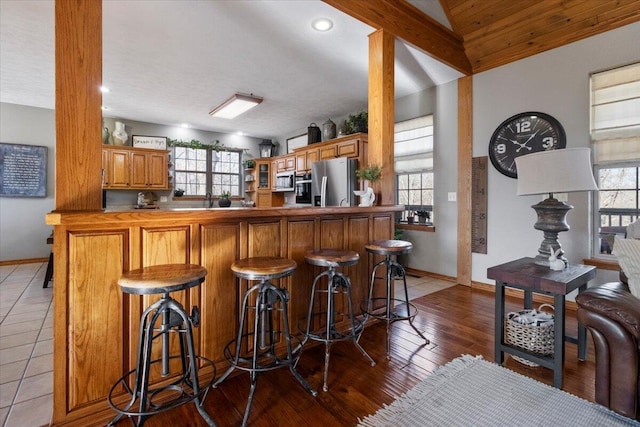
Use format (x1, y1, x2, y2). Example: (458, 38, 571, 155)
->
(112, 121, 128, 146)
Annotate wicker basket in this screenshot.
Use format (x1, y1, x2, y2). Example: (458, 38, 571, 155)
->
(505, 303, 554, 367)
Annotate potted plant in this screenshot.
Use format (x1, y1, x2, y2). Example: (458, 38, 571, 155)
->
(243, 159, 255, 169)
(355, 164, 382, 183)
(416, 210, 431, 224)
(218, 191, 232, 207)
(406, 209, 416, 224)
(344, 111, 368, 135)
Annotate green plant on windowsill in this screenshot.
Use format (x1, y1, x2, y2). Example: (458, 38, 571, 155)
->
(416, 210, 431, 224)
(355, 164, 382, 182)
(218, 190, 232, 207)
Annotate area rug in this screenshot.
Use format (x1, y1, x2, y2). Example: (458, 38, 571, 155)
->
(358, 354, 640, 426)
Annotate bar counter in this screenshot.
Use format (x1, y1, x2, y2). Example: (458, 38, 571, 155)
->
(45, 205, 402, 426)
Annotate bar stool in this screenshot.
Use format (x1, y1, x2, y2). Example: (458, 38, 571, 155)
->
(362, 240, 429, 359)
(299, 249, 375, 392)
(213, 257, 317, 427)
(107, 264, 216, 427)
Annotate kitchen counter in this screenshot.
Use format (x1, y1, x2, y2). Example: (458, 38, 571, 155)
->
(46, 204, 402, 426)
(47, 205, 402, 225)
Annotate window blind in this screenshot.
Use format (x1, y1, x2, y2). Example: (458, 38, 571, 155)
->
(394, 115, 433, 173)
(591, 62, 640, 163)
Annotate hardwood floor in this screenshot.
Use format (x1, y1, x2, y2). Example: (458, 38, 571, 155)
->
(119, 285, 596, 427)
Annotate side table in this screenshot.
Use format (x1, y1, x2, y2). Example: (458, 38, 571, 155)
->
(487, 257, 596, 388)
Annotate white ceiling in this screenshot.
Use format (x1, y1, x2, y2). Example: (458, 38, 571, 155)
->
(0, 0, 462, 140)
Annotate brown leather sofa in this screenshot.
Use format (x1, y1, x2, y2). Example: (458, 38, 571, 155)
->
(576, 271, 640, 420)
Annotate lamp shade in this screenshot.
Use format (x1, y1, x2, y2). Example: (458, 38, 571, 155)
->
(515, 148, 598, 196)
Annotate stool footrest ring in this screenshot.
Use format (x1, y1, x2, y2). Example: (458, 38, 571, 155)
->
(107, 355, 215, 420)
(362, 298, 419, 322)
(222, 333, 303, 372)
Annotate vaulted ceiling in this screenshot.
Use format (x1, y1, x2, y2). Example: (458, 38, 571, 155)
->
(331, 0, 640, 74)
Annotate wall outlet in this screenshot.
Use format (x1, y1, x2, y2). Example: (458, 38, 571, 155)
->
(160, 196, 168, 203)
(448, 192, 457, 202)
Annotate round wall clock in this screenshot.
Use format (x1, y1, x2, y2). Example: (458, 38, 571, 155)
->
(488, 111, 566, 178)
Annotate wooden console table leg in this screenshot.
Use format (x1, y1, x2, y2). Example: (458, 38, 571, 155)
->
(577, 284, 588, 361)
(553, 293, 566, 388)
(494, 281, 506, 365)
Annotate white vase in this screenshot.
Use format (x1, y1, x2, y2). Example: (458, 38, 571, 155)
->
(112, 121, 128, 146)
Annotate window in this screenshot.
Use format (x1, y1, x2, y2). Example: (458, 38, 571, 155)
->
(173, 146, 241, 197)
(590, 62, 640, 256)
(394, 115, 434, 223)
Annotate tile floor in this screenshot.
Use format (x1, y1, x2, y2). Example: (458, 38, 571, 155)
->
(0, 262, 53, 427)
(0, 262, 454, 427)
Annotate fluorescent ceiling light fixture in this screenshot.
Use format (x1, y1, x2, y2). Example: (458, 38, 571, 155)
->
(312, 18, 333, 31)
(209, 93, 263, 119)
(100, 86, 110, 93)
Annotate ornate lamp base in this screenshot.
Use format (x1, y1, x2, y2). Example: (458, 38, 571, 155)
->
(531, 196, 572, 267)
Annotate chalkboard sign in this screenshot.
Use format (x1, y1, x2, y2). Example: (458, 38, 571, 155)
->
(0, 143, 47, 197)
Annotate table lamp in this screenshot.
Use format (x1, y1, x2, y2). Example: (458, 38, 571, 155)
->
(515, 147, 598, 267)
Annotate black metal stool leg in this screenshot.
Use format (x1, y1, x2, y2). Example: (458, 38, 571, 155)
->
(396, 261, 429, 344)
(341, 272, 375, 367)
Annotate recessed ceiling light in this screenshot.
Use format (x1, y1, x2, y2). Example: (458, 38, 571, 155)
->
(237, 131, 244, 136)
(312, 18, 333, 32)
(100, 86, 110, 93)
(181, 123, 190, 128)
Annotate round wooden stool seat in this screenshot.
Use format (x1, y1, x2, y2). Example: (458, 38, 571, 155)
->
(365, 239, 413, 256)
(305, 249, 359, 268)
(118, 264, 207, 295)
(231, 257, 297, 280)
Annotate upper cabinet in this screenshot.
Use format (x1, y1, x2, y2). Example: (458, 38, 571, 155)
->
(275, 155, 296, 173)
(292, 133, 367, 172)
(102, 146, 169, 190)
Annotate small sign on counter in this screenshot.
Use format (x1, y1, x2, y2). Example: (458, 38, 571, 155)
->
(0, 143, 47, 197)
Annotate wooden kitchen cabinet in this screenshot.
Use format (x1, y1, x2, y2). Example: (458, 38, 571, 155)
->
(276, 155, 296, 173)
(292, 133, 367, 169)
(103, 146, 169, 190)
(253, 159, 284, 207)
(296, 148, 319, 172)
(103, 147, 131, 188)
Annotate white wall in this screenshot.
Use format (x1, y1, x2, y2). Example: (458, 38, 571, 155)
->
(395, 83, 459, 278)
(472, 22, 640, 289)
(0, 103, 55, 262)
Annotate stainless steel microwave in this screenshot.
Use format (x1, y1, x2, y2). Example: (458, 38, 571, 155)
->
(274, 171, 295, 192)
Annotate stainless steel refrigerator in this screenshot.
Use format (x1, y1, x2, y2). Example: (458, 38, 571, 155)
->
(311, 157, 358, 207)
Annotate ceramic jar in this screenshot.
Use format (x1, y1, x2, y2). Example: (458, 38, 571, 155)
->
(322, 118, 336, 141)
(112, 121, 128, 146)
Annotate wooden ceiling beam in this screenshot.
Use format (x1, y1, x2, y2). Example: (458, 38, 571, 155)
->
(323, 0, 472, 75)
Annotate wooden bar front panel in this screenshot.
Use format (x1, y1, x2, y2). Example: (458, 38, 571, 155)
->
(47, 207, 400, 426)
(67, 230, 128, 412)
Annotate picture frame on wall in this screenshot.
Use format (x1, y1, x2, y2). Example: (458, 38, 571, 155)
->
(0, 143, 47, 197)
(132, 135, 167, 150)
(286, 133, 307, 153)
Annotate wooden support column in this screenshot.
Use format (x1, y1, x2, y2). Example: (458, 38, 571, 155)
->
(368, 29, 395, 205)
(55, 0, 102, 211)
(457, 76, 473, 286)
